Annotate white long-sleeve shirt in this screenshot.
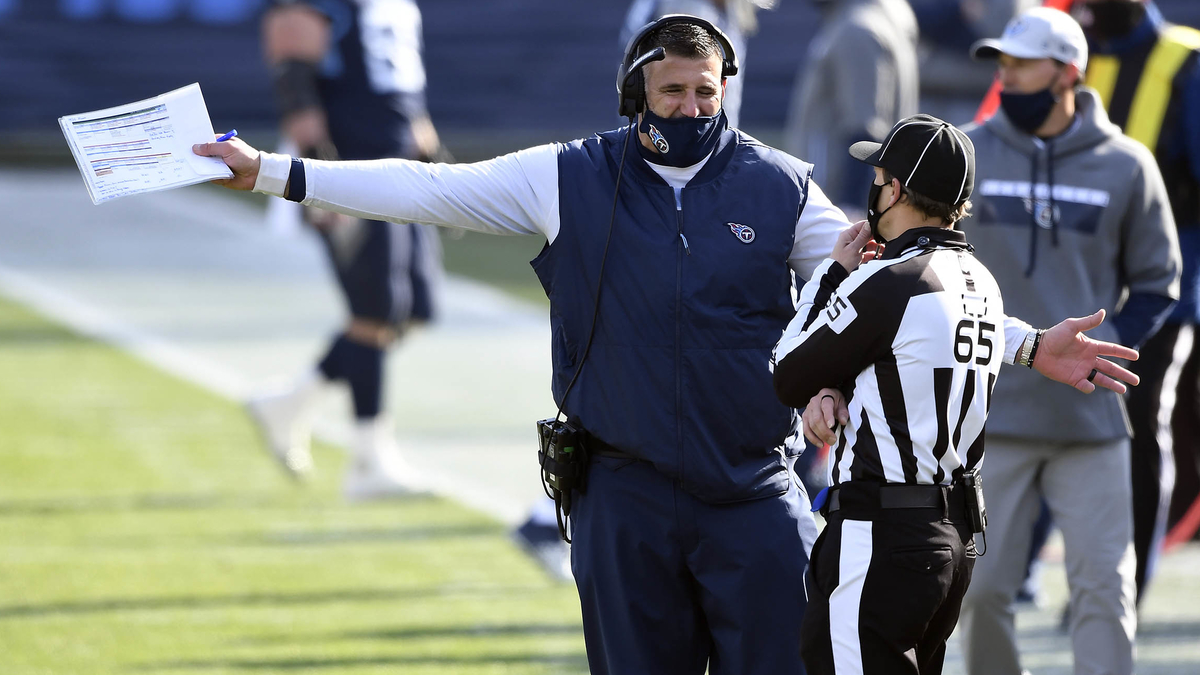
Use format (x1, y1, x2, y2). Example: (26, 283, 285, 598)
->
(253, 146, 1035, 362)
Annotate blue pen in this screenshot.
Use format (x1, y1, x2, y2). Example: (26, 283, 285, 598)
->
(216, 129, 238, 142)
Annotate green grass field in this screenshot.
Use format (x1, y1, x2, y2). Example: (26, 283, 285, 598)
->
(0, 296, 584, 674)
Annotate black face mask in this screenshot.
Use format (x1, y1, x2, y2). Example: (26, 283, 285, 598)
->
(637, 108, 727, 168)
(1083, 1, 1147, 42)
(999, 87, 1059, 135)
(866, 180, 896, 243)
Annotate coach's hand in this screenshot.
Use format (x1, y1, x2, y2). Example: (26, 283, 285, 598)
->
(193, 136, 260, 191)
(831, 220, 875, 273)
(802, 388, 849, 447)
(1034, 309, 1140, 394)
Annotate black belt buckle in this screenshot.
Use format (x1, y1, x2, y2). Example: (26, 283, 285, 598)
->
(961, 469, 988, 534)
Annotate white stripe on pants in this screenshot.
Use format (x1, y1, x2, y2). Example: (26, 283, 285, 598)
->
(830, 519, 873, 674)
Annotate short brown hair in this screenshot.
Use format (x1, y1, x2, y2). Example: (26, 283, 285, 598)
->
(639, 23, 723, 62)
(883, 169, 973, 226)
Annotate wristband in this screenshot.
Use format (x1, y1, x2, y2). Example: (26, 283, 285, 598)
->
(1026, 329, 1045, 368)
(283, 158, 306, 203)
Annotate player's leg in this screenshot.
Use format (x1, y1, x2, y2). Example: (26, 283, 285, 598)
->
(570, 456, 710, 675)
(245, 367, 325, 477)
(958, 437, 1045, 675)
(1167, 325, 1200, 538)
(245, 217, 374, 478)
(325, 219, 428, 500)
(1126, 321, 1181, 602)
(1042, 438, 1137, 675)
(241, 213, 376, 473)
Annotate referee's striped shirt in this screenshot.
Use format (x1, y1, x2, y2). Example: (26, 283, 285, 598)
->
(773, 226, 1005, 487)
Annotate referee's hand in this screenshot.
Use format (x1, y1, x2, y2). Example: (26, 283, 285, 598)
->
(1033, 309, 1140, 394)
(802, 388, 849, 447)
(193, 136, 261, 191)
(830, 221, 875, 273)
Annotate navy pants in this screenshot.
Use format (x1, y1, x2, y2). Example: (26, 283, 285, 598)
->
(571, 455, 817, 675)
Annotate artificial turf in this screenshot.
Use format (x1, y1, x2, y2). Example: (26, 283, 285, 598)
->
(0, 296, 585, 674)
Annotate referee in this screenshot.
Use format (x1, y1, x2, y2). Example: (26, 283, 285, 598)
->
(774, 115, 1008, 674)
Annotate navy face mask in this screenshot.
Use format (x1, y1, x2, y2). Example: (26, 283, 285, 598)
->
(999, 87, 1059, 135)
(637, 108, 727, 168)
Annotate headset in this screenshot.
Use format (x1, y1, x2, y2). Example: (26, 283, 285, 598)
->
(616, 14, 740, 119)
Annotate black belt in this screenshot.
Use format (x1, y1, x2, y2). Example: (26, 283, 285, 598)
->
(827, 482, 964, 517)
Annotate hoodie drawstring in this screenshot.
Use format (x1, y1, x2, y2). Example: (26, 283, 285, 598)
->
(1047, 139, 1060, 247)
(1025, 151, 1040, 277)
(1024, 141, 1061, 277)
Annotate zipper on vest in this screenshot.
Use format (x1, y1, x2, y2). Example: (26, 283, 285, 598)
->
(674, 187, 690, 255)
(675, 191, 685, 484)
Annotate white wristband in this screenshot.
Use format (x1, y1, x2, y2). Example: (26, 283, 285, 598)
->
(253, 152, 293, 197)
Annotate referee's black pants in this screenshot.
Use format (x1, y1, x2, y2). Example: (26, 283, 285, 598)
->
(801, 482, 976, 675)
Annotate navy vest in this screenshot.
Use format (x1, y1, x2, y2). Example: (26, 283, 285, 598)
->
(533, 126, 814, 503)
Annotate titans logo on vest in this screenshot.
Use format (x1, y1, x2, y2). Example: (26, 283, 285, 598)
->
(647, 124, 669, 154)
(727, 222, 755, 243)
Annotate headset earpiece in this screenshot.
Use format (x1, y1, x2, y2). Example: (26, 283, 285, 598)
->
(618, 63, 646, 119)
(615, 14, 739, 119)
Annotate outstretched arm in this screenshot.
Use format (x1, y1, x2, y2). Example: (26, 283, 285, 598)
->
(193, 137, 561, 240)
(1031, 309, 1139, 395)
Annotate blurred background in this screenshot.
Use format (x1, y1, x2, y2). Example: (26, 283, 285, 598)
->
(2, 1, 1200, 673)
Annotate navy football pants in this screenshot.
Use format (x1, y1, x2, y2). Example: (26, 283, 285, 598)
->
(571, 455, 817, 675)
(320, 219, 439, 326)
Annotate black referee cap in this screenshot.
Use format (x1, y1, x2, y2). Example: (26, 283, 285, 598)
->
(849, 114, 975, 206)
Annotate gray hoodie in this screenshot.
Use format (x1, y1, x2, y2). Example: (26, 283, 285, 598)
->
(961, 88, 1181, 443)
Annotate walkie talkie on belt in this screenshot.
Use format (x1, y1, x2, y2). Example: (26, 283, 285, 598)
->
(961, 468, 988, 534)
(961, 467, 988, 554)
(537, 419, 587, 542)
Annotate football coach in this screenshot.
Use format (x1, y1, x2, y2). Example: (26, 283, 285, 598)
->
(196, 14, 1140, 675)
